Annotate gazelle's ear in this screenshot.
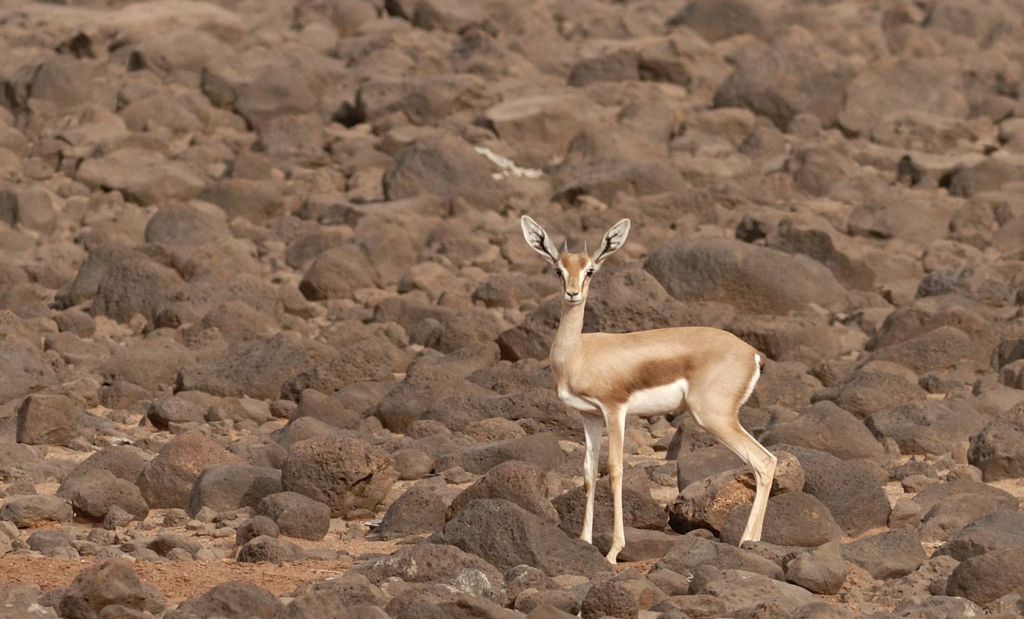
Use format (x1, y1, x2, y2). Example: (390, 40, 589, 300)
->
(521, 216, 559, 264)
(592, 218, 630, 266)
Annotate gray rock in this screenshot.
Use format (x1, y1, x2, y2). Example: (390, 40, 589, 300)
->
(842, 526, 926, 581)
(812, 370, 927, 420)
(27, 529, 72, 553)
(936, 509, 1024, 561)
(785, 540, 846, 595)
(0, 495, 73, 528)
(946, 546, 1024, 606)
(0, 338, 57, 406)
(61, 446, 150, 488)
(146, 398, 206, 430)
(174, 581, 285, 619)
(176, 332, 309, 401)
(237, 535, 303, 564)
(57, 469, 149, 522)
(383, 134, 507, 211)
(77, 149, 206, 206)
(890, 597, 984, 619)
(447, 461, 558, 523)
(256, 491, 331, 541)
(699, 569, 816, 615)
(377, 487, 447, 540)
(581, 581, 638, 619)
(393, 448, 435, 481)
(720, 492, 843, 548)
(869, 554, 961, 610)
(351, 543, 506, 605)
(290, 574, 384, 611)
(16, 394, 79, 446)
(913, 480, 1019, 515)
(435, 433, 564, 475)
(774, 445, 891, 536)
(281, 436, 395, 518)
(867, 400, 986, 456)
(920, 491, 1019, 543)
(643, 238, 847, 315)
(434, 499, 612, 577)
(186, 464, 281, 518)
(135, 432, 243, 509)
(235, 516, 279, 547)
(656, 535, 784, 581)
(759, 401, 887, 462)
(968, 419, 1024, 481)
(59, 561, 165, 619)
(594, 528, 679, 562)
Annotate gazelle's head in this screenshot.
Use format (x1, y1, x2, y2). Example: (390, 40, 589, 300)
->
(521, 216, 630, 306)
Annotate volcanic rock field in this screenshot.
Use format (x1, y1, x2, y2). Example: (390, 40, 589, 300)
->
(2, 0, 1024, 617)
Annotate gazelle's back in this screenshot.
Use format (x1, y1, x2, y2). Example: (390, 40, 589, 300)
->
(571, 327, 759, 410)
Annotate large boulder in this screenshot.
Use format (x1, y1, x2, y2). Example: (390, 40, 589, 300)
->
(76, 148, 206, 206)
(655, 535, 784, 580)
(186, 464, 282, 517)
(256, 492, 331, 541)
(434, 499, 612, 577)
(0, 495, 73, 528)
(719, 492, 843, 548)
(643, 237, 847, 315)
(174, 581, 285, 619)
(759, 402, 887, 462)
(351, 543, 506, 605)
(56, 469, 149, 523)
(713, 27, 852, 129)
(176, 332, 309, 400)
(0, 337, 57, 405)
(837, 58, 968, 136)
(867, 400, 986, 456)
(60, 446, 150, 488)
(377, 487, 448, 541)
(968, 419, 1024, 481)
(281, 437, 395, 517)
(383, 134, 507, 211)
(15, 394, 80, 446)
(946, 547, 1024, 606)
(59, 561, 165, 619)
(434, 433, 564, 475)
(841, 526, 926, 581)
(776, 445, 890, 536)
(447, 461, 559, 523)
(936, 509, 1024, 562)
(135, 432, 244, 509)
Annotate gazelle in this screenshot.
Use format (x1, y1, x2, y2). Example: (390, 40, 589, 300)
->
(521, 216, 777, 564)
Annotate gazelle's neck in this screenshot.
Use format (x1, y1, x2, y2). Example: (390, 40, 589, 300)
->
(551, 300, 585, 379)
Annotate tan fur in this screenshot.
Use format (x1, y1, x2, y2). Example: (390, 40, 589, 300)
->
(522, 218, 777, 563)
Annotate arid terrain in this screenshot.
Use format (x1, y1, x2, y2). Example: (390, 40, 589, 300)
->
(2, 0, 1024, 618)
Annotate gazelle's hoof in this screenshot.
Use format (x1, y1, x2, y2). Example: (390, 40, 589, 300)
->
(605, 550, 620, 564)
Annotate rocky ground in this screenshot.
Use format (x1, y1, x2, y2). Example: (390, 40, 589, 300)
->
(2, 0, 1024, 617)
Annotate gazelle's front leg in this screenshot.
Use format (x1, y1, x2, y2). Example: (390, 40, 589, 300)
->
(580, 414, 604, 544)
(604, 405, 627, 564)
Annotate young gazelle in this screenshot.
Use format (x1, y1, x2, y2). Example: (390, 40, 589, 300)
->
(521, 216, 777, 564)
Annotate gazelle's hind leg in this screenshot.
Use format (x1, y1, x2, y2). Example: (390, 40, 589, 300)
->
(688, 356, 776, 543)
(580, 413, 604, 544)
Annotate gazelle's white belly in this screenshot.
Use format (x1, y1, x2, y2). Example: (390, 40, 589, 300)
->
(556, 377, 689, 417)
(626, 378, 689, 416)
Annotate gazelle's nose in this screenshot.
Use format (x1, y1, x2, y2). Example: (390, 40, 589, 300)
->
(565, 291, 579, 299)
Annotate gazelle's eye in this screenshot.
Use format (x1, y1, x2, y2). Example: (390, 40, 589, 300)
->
(586, 269, 594, 277)
(554, 268, 563, 278)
